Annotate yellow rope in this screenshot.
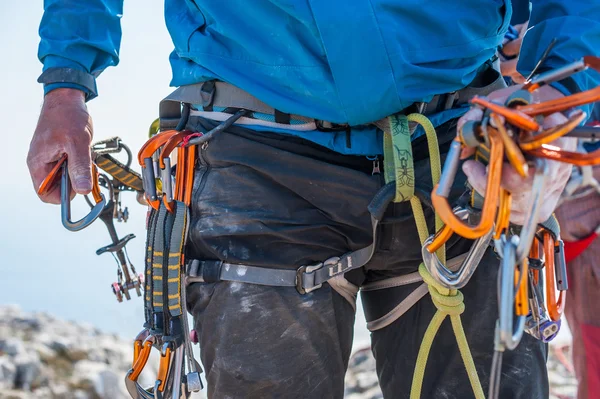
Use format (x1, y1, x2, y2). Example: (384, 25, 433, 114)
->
(403, 114, 484, 399)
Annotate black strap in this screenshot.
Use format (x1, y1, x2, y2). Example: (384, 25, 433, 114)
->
(37, 67, 98, 99)
(274, 110, 291, 124)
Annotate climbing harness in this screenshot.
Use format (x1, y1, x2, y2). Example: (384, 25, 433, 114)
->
(124, 51, 600, 397)
(38, 137, 146, 301)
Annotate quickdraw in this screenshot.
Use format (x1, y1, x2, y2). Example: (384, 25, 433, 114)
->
(421, 54, 600, 399)
(125, 125, 203, 399)
(38, 137, 146, 302)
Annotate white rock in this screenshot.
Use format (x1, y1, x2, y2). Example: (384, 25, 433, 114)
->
(72, 360, 128, 399)
(0, 338, 25, 357)
(0, 355, 17, 390)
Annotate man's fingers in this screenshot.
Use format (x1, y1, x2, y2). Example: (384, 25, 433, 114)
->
(462, 160, 487, 196)
(542, 112, 569, 130)
(66, 144, 93, 194)
(501, 162, 533, 193)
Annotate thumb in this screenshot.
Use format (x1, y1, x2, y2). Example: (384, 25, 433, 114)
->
(67, 147, 93, 194)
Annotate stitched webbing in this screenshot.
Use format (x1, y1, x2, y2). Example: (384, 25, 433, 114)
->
(383, 114, 483, 399)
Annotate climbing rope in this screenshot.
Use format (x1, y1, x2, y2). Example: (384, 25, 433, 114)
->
(383, 113, 484, 399)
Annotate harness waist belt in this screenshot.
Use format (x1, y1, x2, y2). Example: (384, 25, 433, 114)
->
(159, 60, 502, 131)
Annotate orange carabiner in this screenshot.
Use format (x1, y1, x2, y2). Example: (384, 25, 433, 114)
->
(432, 129, 504, 239)
(519, 110, 586, 151)
(155, 344, 172, 392)
(526, 144, 600, 166)
(137, 130, 180, 166)
(470, 97, 540, 132)
(127, 336, 154, 382)
(515, 257, 529, 317)
(490, 113, 528, 178)
(529, 237, 540, 285)
(426, 224, 454, 254)
(158, 131, 191, 169)
(493, 189, 512, 240)
(543, 231, 566, 321)
(518, 86, 600, 117)
(37, 154, 68, 196)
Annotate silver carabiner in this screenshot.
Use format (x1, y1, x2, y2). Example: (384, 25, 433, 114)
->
(422, 227, 492, 289)
(515, 159, 548, 263)
(61, 160, 106, 232)
(497, 235, 526, 351)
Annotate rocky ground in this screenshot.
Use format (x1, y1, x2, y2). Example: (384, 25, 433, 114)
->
(344, 342, 578, 399)
(0, 305, 577, 398)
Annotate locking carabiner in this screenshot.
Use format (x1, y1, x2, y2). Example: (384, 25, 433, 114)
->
(37, 154, 106, 232)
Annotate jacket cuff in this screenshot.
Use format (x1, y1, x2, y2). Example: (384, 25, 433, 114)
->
(38, 67, 98, 101)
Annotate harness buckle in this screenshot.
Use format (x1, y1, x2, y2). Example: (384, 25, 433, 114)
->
(315, 120, 350, 132)
(296, 263, 323, 294)
(295, 256, 341, 294)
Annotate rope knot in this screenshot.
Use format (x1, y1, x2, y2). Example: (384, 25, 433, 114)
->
(418, 264, 465, 316)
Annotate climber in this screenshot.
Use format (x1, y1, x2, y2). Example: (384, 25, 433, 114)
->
(28, 1, 600, 398)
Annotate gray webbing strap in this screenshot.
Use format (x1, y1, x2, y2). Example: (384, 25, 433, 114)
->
(144, 208, 159, 325)
(152, 205, 169, 313)
(166, 201, 188, 317)
(186, 182, 396, 294)
(159, 81, 313, 130)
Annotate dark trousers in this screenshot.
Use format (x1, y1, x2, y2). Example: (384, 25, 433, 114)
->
(184, 117, 548, 399)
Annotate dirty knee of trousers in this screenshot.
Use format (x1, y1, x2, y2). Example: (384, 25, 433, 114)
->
(186, 281, 355, 399)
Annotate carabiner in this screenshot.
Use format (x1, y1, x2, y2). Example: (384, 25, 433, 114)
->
(497, 235, 526, 351)
(470, 97, 540, 132)
(518, 86, 600, 117)
(38, 154, 106, 232)
(493, 189, 512, 240)
(138, 130, 181, 209)
(514, 159, 548, 263)
(526, 143, 600, 166)
(422, 227, 492, 289)
(154, 342, 173, 395)
(432, 128, 504, 239)
(519, 110, 586, 151)
(542, 231, 566, 321)
(523, 56, 600, 92)
(489, 114, 528, 178)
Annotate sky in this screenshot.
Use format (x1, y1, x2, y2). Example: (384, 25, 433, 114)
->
(0, 1, 371, 346)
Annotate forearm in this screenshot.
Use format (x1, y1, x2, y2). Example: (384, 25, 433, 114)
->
(37, 0, 124, 101)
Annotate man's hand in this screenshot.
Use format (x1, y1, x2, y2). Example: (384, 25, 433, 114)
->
(500, 22, 529, 84)
(27, 88, 94, 204)
(457, 84, 577, 225)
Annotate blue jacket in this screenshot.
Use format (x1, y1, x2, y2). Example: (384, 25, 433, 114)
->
(38, 0, 600, 155)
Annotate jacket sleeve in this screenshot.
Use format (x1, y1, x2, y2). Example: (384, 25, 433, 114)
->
(517, 1, 600, 117)
(37, 0, 124, 100)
